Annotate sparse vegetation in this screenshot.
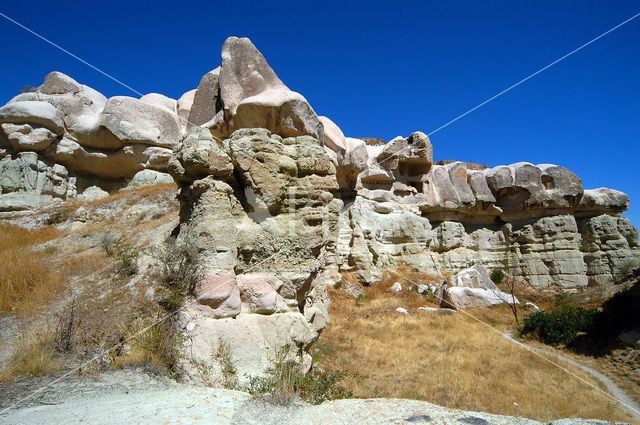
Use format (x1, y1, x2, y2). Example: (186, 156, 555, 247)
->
(315, 269, 636, 423)
(54, 295, 77, 354)
(216, 339, 238, 389)
(45, 208, 72, 225)
(0, 224, 64, 313)
(99, 231, 119, 256)
(153, 235, 203, 294)
(18, 84, 38, 94)
(246, 351, 352, 405)
(0, 330, 63, 383)
(116, 243, 139, 275)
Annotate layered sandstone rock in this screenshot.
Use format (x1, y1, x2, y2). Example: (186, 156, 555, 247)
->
(170, 127, 339, 383)
(0, 73, 178, 215)
(336, 158, 639, 288)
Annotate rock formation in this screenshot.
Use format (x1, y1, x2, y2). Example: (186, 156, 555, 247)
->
(0, 72, 182, 216)
(170, 126, 338, 384)
(1, 36, 639, 379)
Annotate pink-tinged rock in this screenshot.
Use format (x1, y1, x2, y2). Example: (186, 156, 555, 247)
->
(236, 274, 280, 314)
(195, 272, 241, 318)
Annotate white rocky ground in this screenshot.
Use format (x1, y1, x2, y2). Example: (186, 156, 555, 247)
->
(0, 369, 630, 425)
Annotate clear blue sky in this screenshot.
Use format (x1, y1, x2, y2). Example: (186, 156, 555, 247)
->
(1, 1, 638, 225)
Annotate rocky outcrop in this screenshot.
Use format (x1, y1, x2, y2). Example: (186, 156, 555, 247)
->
(440, 265, 519, 309)
(336, 158, 640, 288)
(170, 127, 339, 383)
(0, 73, 179, 215)
(1, 36, 639, 381)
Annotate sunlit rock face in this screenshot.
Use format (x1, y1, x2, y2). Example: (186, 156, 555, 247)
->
(170, 126, 339, 384)
(1, 35, 638, 381)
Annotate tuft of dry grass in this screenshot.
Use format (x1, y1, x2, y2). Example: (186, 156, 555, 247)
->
(314, 270, 636, 423)
(0, 224, 65, 313)
(0, 329, 63, 383)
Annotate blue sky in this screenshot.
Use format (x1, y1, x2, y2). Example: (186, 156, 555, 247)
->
(1, 1, 638, 225)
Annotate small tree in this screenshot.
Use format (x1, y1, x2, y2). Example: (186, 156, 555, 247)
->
(491, 270, 519, 323)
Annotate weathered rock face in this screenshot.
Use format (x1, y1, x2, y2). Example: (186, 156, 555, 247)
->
(1, 36, 639, 379)
(196, 37, 325, 143)
(440, 265, 519, 309)
(170, 127, 339, 383)
(336, 157, 640, 288)
(0, 72, 179, 215)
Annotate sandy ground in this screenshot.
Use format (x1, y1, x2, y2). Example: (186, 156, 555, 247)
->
(0, 369, 633, 425)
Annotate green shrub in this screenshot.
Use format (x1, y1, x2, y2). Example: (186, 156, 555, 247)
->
(519, 305, 598, 345)
(246, 356, 352, 405)
(333, 280, 343, 289)
(116, 244, 139, 275)
(490, 269, 505, 284)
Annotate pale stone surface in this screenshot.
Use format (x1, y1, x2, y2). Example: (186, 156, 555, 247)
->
(177, 89, 196, 131)
(96, 96, 181, 149)
(187, 67, 221, 129)
(391, 282, 403, 293)
(77, 186, 109, 201)
(140, 93, 177, 114)
(212, 37, 324, 142)
(319, 116, 346, 154)
(1, 371, 625, 425)
(195, 272, 241, 318)
(0, 101, 64, 135)
(2, 123, 57, 152)
(0, 152, 75, 212)
(126, 170, 174, 189)
(396, 307, 409, 314)
(171, 124, 338, 381)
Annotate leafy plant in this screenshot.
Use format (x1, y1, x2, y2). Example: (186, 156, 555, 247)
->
(99, 232, 119, 257)
(54, 296, 76, 353)
(519, 305, 598, 345)
(333, 280, 343, 289)
(153, 236, 203, 293)
(490, 269, 505, 284)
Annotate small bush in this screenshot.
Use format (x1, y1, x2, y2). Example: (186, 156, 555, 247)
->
(246, 354, 352, 405)
(99, 232, 120, 257)
(19, 84, 38, 94)
(153, 236, 203, 293)
(519, 305, 598, 345)
(45, 209, 71, 225)
(122, 314, 183, 373)
(217, 339, 237, 389)
(490, 269, 505, 284)
(116, 244, 139, 275)
(54, 296, 76, 353)
(333, 281, 343, 289)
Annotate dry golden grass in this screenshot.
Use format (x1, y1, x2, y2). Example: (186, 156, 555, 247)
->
(314, 270, 636, 423)
(0, 224, 65, 313)
(83, 183, 177, 209)
(0, 329, 63, 383)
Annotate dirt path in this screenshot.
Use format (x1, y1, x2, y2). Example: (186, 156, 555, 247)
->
(504, 333, 640, 421)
